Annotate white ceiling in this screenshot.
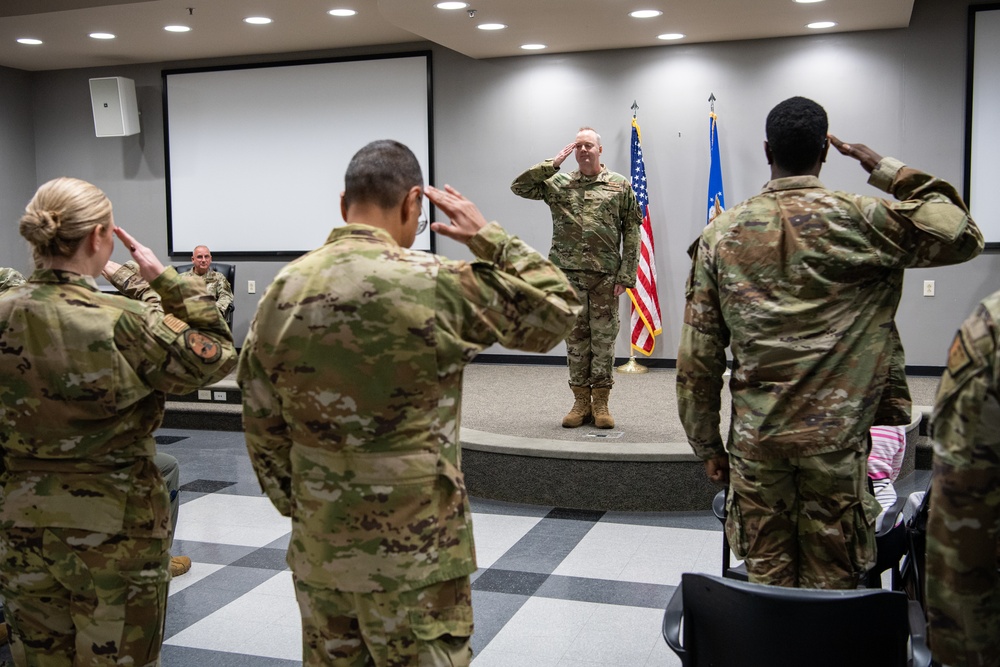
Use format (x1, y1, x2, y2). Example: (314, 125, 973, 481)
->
(0, 0, 915, 72)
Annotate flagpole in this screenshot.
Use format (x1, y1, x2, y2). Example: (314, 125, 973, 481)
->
(617, 100, 650, 375)
(709, 93, 732, 379)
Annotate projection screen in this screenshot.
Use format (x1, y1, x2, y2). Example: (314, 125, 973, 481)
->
(163, 52, 433, 256)
(966, 6, 1000, 248)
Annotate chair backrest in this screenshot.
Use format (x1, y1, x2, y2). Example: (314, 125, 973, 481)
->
(172, 262, 236, 327)
(663, 573, 927, 667)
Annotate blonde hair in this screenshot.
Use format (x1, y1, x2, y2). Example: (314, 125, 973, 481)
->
(20, 177, 112, 264)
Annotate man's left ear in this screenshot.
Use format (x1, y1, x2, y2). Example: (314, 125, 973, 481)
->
(405, 186, 422, 220)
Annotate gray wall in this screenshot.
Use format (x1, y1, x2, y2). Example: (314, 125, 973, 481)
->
(1, 0, 996, 367)
(0, 65, 36, 272)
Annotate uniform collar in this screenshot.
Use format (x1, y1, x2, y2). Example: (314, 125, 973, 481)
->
(29, 268, 99, 290)
(761, 174, 825, 193)
(326, 223, 399, 247)
(569, 164, 610, 185)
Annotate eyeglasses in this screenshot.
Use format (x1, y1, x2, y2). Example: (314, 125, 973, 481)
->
(417, 213, 428, 235)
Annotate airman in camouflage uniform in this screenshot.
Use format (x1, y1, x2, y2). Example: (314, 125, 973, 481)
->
(179, 245, 233, 320)
(927, 289, 1000, 667)
(238, 140, 579, 667)
(0, 268, 25, 293)
(511, 127, 642, 429)
(678, 97, 983, 589)
(0, 177, 237, 666)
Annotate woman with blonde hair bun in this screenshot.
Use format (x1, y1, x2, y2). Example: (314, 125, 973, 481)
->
(0, 177, 237, 666)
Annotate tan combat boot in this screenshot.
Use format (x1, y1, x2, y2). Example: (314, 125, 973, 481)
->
(562, 386, 592, 428)
(592, 387, 615, 429)
(170, 555, 192, 577)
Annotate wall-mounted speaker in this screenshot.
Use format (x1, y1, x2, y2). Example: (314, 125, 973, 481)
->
(89, 76, 140, 137)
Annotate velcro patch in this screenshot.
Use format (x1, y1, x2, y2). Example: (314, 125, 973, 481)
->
(185, 330, 223, 363)
(947, 330, 972, 376)
(162, 314, 189, 334)
(604, 182, 624, 191)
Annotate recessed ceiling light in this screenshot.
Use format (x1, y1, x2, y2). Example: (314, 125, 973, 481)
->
(328, 9, 357, 17)
(89, 32, 116, 39)
(244, 16, 272, 25)
(477, 23, 506, 30)
(521, 43, 546, 50)
(435, 2, 468, 8)
(17, 38, 43, 45)
(806, 21, 837, 29)
(164, 25, 191, 32)
(630, 10, 663, 19)
(795, 0, 825, 3)
(657, 33, 685, 41)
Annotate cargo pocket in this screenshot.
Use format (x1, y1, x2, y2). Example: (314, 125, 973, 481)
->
(850, 493, 881, 574)
(724, 490, 750, 561)
(409, 604, 473, 667)
(117, 550, 171, 666)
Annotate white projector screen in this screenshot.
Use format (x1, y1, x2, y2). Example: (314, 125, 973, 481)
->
(966, 7, 1000, 248)
(163, 52, 433, 256)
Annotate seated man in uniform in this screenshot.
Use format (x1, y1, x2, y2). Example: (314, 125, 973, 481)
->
(182, 246, 233, 319)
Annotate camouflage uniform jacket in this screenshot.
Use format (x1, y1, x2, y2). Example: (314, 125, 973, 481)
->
(511, 160, 642, 287)
(0, 268, 237, 537)
(0, 268, 25, 293)
(678, 158, 983, 461)
(178, 268, 233, 317)
(238, 222, 580, 593)
(927, 289, 1000, 667)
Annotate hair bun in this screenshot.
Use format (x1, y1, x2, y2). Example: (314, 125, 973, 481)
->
(20, 209, 61, 245)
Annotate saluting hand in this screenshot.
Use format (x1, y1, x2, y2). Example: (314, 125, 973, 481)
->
(552, 142, 577, 169)
(115, 227, 166, 283)
(828, 134, 883, 174)
(425, 185, 488, 245)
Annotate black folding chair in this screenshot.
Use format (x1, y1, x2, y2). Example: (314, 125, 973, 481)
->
(663, 572, 931, 667)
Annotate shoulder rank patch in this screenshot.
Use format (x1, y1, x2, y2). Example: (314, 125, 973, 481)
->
(946, 330, 973, 376)
(184, 330, 223, 363)
(162, 314, 189, 334)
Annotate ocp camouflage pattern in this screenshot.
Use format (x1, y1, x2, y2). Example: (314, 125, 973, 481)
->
(178, 267, 233, 318)
(510, 160, 642, 286)
(238, 221, 580, 594)
(0, 267, 25, 294)
(677, 157, 983, 462)
(927, 289, 1000, 667)
(0, 267, 237, 536)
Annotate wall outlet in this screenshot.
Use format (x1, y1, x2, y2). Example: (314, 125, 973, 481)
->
(248, 280, 256, 294)
(923, 280, 935, 297)
(197, 389, 211, 400)
(213, 391, 227, 401)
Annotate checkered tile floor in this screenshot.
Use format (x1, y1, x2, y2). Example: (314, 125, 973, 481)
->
(156, 428, 728, 666)
(0, 427, 930, 665)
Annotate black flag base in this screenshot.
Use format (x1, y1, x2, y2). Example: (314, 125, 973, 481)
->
(616, 356, 649, 374)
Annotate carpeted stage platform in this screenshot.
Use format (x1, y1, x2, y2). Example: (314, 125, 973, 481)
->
(164, 362, 938, 512)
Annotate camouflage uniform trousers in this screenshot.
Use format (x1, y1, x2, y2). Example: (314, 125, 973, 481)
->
(725, 448, 880, 589)
(0, 527, 170, 666)
(154, 451, 179, 547)
(294, 574, 473, 667)
(563, 270, 619, 389)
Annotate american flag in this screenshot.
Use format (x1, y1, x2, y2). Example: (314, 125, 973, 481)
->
(626, 117, 663, 356)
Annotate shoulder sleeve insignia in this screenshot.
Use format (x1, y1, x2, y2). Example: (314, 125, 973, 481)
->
(946, 330, 972, 376)
(162, 314, 189, 334)
(184, 330, 223, 363)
